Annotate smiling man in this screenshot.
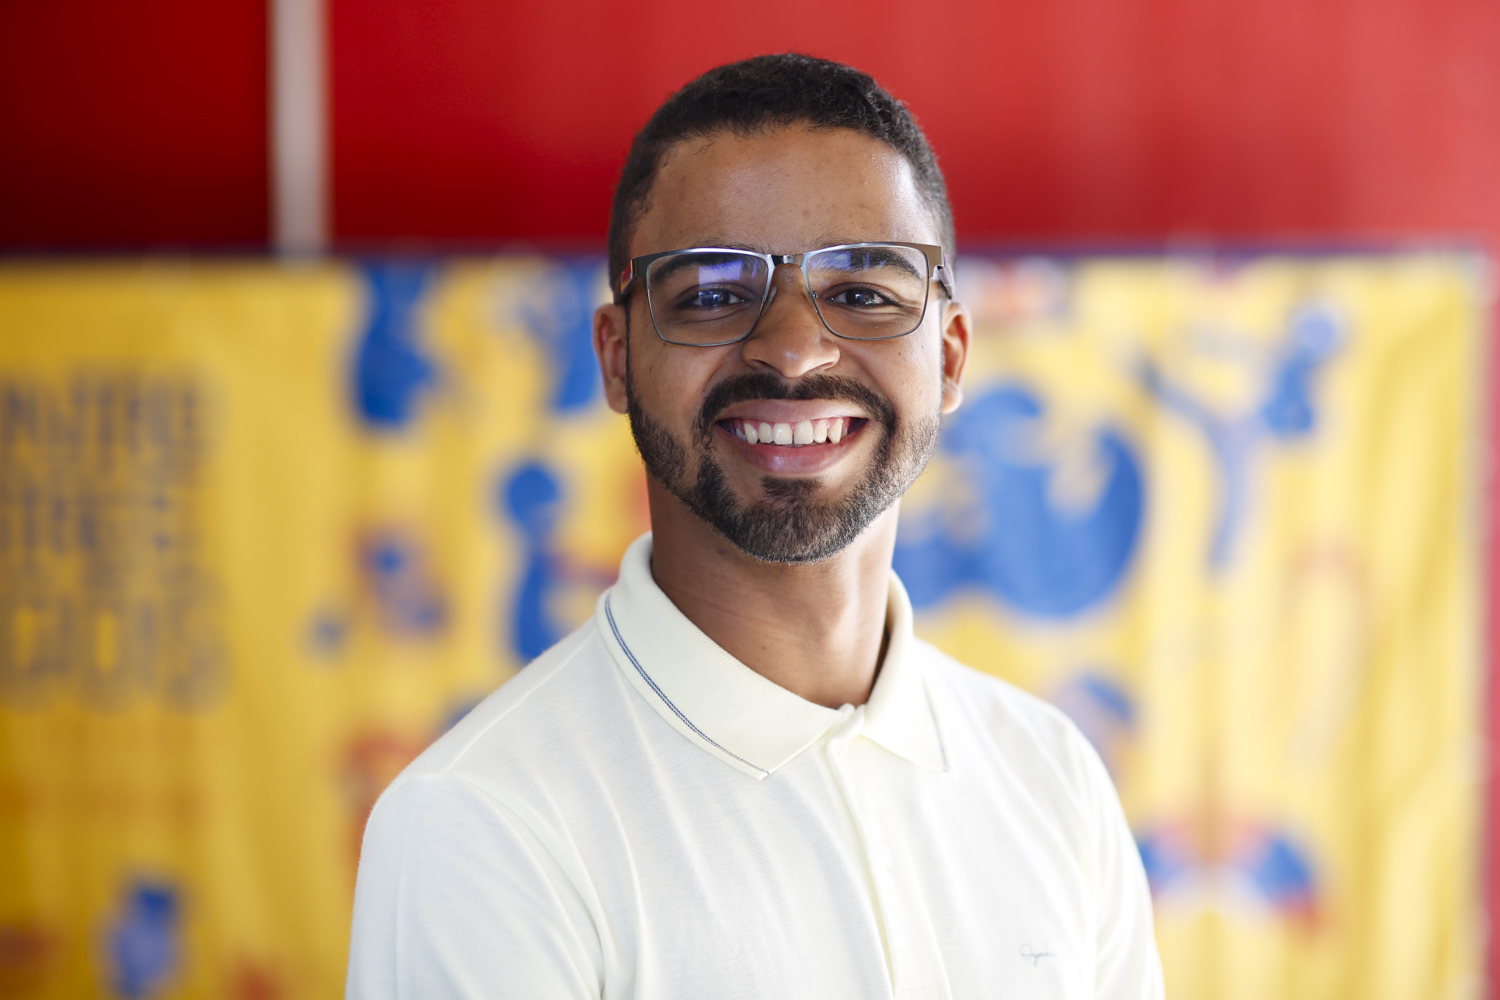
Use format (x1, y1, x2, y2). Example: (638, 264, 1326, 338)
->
(347, 55, 1163, 999)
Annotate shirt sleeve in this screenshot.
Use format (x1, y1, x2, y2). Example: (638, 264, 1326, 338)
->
(1075, 735, 1165, 1000)
(346, 772, 602, 1000)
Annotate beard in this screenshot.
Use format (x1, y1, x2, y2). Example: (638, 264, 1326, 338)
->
(626, 367, 940, 564)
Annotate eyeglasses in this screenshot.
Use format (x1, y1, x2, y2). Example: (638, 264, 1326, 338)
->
(617, 243, 954, 347)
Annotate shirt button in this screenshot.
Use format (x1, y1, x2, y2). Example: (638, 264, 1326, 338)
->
(874, 843, 893, 869)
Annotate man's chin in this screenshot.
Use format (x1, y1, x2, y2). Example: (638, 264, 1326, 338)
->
(683, 467, 885, 565)
(722, 471, 829, 507)
(701, 507, 865, 565)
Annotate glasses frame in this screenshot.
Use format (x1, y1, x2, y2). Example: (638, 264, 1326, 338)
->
(617, 242, 955, 347)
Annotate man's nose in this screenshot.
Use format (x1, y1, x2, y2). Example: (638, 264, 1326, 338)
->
(739, 265, 840, 378)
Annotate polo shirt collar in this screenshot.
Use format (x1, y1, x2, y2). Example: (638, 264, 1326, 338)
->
(596, 534, 948, 780)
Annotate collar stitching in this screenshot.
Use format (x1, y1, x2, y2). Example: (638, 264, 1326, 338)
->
(604, 594, 771, 778)
(924, 677, 950, 772)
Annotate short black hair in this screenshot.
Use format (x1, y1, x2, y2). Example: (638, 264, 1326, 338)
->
(607, 53, 955, 301)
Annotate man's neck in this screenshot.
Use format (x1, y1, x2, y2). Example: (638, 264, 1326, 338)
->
(645, 482, 898, 710)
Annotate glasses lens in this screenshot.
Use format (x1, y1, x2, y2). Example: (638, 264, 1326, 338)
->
(807, 245, 931, 340)
(645, 252, 770, 345)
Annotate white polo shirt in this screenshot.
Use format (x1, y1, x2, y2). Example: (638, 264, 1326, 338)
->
(347, 535, 1163, 999)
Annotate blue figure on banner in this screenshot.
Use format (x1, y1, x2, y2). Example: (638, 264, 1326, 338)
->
(352, 261, 439, 430)
(1049, 671, 1137, 779)
(358, 529, 447, 637)
(1137, 303, 1343, 568)
(307, 609, 349, 656)
(894, 385, 1144, 618)
(519, 259, 604, 414)
(500, 461, 569, 662)
(1136, 821, 1321, 926)
(105, 879, 179, 999)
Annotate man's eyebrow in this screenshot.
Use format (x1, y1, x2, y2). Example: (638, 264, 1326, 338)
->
(811, 244, 926, 282)
(662, 240, 765, 254)
(672, 238, 911, 255)
(648, 251, 758, 286)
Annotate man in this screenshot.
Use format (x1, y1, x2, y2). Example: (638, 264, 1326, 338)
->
(348, 54, 1163, 999)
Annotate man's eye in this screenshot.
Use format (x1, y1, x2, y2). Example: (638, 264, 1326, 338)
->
(687, 287, 747, 309)
(824, 286, 890, 308)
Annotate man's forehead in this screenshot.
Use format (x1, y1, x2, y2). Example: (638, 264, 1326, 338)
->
(630, 126, 938, 258)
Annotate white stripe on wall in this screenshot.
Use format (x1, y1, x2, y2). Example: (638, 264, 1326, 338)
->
(271, 0, 328, 254)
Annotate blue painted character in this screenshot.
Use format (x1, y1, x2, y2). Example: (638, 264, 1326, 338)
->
(1135, 830, 1193, 894)
(500, 462, 568, 662)
(1246, 832, 1319, 915)
(1260, 306, 1343, 438)
(106, 880, 179, 999)
(351, 262, 438, 430)
(1049, 671, 1137, 778)
(1135, 822, 1319, 922)
(1137, 303, 1343, 568)
(360, 531, 447, 636)
(894, 385, 1144, 618)
(518, 259, 605, 414)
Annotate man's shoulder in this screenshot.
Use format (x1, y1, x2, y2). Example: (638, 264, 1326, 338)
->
(380, 617, 618, 800)
(914, 638, 1101, 789)
(916, 637, 1075, 732)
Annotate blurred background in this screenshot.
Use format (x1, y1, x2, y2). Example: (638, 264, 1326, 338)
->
(0, 1, 1496, 998)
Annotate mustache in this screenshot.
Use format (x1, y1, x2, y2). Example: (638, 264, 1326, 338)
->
(693, 372, 897, 444)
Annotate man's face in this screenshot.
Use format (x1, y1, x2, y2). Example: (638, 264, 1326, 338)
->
(596, 126, 969, 564)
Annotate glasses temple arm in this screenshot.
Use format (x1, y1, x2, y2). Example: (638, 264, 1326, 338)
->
(935, 262, 955, 299)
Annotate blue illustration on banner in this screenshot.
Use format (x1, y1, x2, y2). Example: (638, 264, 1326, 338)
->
(307, 609, 349, 655)
(499, 461, 569, 661)
(352, 262, 439, 430)
(1137, 303, 1343, 568)
(358, 527, 447, 637)
(519, 259, 604, 414)
(105, 879, 179, 999)
(1136, 821, 1321, 926)
(1050, 671, 1137, 779)
(894, 384, 1144, 618)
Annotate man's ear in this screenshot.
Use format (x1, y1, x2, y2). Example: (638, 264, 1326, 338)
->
(594, 302, 630, 415)
(939, 299, 972, 415)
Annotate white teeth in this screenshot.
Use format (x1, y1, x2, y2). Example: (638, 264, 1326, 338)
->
(736, 416, 851, 446)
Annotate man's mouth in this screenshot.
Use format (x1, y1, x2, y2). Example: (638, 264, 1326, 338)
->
(718, 417, 866, 447)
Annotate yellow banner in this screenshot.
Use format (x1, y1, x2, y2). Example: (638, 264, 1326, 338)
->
(0, 254, 1484, 999)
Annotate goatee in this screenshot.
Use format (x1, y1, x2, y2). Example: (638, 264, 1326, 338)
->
(627, 369, 939, 564)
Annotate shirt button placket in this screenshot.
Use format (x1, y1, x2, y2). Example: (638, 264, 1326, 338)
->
(827, 725, 910, 994)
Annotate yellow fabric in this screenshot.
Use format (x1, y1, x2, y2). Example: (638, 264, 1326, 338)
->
(0, 253, 1484, 999)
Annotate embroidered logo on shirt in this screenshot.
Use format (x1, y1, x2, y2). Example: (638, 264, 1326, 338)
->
(1019, 944, 1053, 967)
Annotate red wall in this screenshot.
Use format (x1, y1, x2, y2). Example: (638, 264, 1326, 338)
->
(2, 0, 1497, 250)
(330, 0, 1500, 250)
(0, 0, 268, 250)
